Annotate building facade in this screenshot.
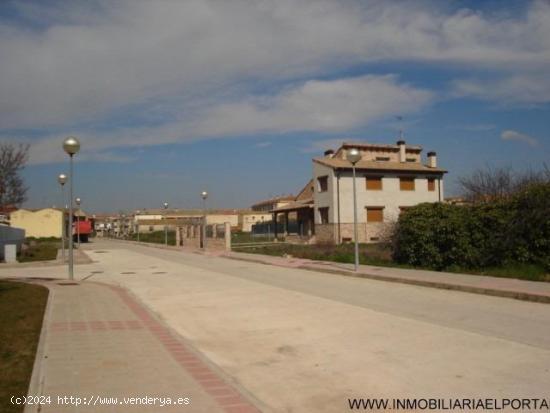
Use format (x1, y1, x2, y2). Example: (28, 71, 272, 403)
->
(132, 209, 248, 233)
(312, 141, 446, 244)
(9, 208, 66, 238)
(238, 212, 273, 232)
(251, 195, 294, 212)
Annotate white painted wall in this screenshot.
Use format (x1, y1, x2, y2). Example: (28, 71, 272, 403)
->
(336, 173, 442, 223)
(240, 213, 272, 232)
(313, 162, 444, 224)
(312, 162, 336, 224)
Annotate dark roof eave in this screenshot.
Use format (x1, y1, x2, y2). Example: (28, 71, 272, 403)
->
(333, 166, 448, 174)
(270, 205, 314, 213)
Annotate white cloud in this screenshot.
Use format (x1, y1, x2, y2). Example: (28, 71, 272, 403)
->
(500, 130, 539, 147)
(24, 74, 433, 164)
(191, 75, 433, 136)
(1, 0, 549, 130)
(300, 139, 348, 154)
(452, 74, 550, 105)
(1, 0, 549, 166)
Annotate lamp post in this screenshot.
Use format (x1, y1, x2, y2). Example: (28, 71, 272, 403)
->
(136, 210, 140, 242)
(346, 148, 362, 272)
(57, 174, 67, 262)
(121, 214, 126, 238)
(75, 197, 81, 248)
(163, 202, 168, 246)
(201, 191, 208, 249)
(63, 136, 80, 280)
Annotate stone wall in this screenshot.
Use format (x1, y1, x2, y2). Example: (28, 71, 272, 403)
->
(315, 222, 391, 244)
(175, 223, 231, 251)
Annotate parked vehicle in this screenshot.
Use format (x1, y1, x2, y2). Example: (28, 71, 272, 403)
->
(73, 219, 93, 243)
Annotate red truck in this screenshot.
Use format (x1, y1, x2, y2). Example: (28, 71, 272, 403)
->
(73, 219, 93, 243)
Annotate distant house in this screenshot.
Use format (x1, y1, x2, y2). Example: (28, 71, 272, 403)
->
(238, 211, 273, 232)
(0, 205, 17, 225)
(133, 208, 249, 233)
(250, 195, 295, 212)
(270, 180, 315, 241)
(444, 196, 469, 206)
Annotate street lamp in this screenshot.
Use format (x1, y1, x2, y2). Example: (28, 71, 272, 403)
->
(163, 202, 168, 246)
(75, 197, 81, 248)
(135, 210, 140, 242)
(201, 191, 208, 249)
(121, 213, 126, 238)
(57, 174, 67, 262)
(63, 136, 80, 280)
(346, 148, 362, 272)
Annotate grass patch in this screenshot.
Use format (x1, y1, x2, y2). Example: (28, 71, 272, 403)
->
(447, 263, 550, 282)
(0, 281, 48, 413)
(235, 243, 549, 282)
(128, 230, 176, 246)
(234, 243, 394, 266)
(17, 239, 61, 263)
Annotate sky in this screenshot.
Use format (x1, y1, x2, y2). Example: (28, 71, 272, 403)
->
(0, 0, 549, 213)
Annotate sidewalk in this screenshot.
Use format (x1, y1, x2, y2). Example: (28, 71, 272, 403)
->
(25, 280, 262, 413)
(89, 239, 550, 303)
(225, 251, 550, 304)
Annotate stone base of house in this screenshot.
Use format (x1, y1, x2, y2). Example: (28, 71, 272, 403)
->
(315, 222, 391, 244)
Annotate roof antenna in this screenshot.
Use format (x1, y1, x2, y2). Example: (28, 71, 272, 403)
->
(395, 116, 404, 140)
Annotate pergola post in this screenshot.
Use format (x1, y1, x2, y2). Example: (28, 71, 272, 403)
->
(224, 222, 231, 251)
(175, 226, 181, 246)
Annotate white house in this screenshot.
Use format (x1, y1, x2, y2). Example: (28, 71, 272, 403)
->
(311, 140, 447, 243)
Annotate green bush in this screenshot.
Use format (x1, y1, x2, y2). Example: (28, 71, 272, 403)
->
(507, 183, 550, 270)
(393, 183, 550, 272)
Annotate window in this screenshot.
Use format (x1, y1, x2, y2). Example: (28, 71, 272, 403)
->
(366, 176, 383, 190)
(318, 207, 329, 224)
(428, 178, 436, 192)
(317, 176, 328, 192)
(149, 226, 154, 232)
(406, 158, 416, 162)
(400, 177, 415, 191)
(366, 207, 384, 223)
(375, 156, 390, 162)
(399, 206, 411, 214)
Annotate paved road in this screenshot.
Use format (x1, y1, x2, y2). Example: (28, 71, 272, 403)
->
(3, 239, 550, 412)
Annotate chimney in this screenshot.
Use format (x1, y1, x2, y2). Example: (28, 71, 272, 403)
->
(324, 149, 335, 158)
(397, 140, 406, 163)
(427, 151, 437, 168)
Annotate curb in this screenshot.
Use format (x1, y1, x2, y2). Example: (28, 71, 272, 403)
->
(224, 255, 550, 305)
(24, 283, 55, 413)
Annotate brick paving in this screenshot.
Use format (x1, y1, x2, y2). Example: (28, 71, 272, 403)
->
(26, 281, 261, 413)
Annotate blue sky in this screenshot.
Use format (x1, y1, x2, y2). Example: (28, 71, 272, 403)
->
(1, 0, 548, 213)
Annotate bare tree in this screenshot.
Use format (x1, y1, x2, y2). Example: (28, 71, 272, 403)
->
(458, 164, 549, 202)
(0, 143, 30, 208)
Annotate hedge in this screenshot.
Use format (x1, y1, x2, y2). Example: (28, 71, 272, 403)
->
(392, 183, 550, 271)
